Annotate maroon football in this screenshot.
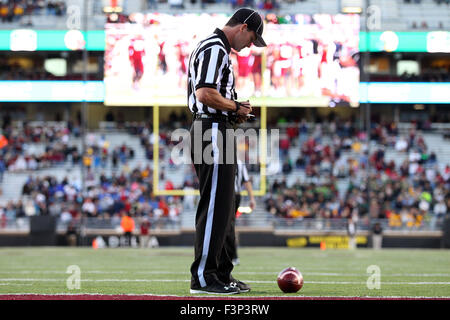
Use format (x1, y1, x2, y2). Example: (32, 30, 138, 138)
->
(277, 267, 304, 293)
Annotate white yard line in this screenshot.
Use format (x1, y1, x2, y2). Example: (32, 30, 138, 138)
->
(0, 270, 450, 277)
(0, 278, 450, 285)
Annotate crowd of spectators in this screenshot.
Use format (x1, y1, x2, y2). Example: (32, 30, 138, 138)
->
(124, 113, 189, 163)
(399, 69, 450, 82)
(433, 0, 450, 5)
(0, 122, 78, 173)
(403, 0, 450, 4)
(229, 0, 281, 11)
(82, 132, 136, 172)
(1, 163, 183, 229)
(0, 120, 143, 174)
(162, 0, 283, 10)
(265, 168, 449, 230)
(0, 0, 65, 23)
(369, 69, 450, 83)
(403, 0, 449, 29)
(0, 116, 449, 231)
(0, 119, 190, 229)
(0, 0, 311, 23)
(263, 117, 449, 229)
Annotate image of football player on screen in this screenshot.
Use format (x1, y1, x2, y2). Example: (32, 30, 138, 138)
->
(128, 36, 145, 90)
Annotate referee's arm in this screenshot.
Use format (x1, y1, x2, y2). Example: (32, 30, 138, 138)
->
(196, 87, 237, 113)
(196, 87, 252, 118)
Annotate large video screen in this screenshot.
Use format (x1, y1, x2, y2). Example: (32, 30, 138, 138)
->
(104, 13, 359, 107)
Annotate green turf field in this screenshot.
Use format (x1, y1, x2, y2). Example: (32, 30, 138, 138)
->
(0, 247, 449, 298)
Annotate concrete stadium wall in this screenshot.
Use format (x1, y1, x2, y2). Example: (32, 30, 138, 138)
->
(0, 230, 444, 249)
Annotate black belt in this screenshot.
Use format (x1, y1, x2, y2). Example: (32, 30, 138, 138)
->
(193, 113, 232, 123)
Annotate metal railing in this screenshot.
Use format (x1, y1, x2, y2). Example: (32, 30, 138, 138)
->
(58, 216, 181, 233)
(271, 216, 445, 232)
(0, 216, 181, 233)
(0, 214, 445, 233)
(0, 217, 30, 232)
(179, 210, 446, 232)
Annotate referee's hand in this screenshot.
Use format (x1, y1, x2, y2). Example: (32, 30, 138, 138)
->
(236, 101, 252, 123)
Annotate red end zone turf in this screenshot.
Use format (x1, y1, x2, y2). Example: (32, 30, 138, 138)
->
(1, 294, 450, 300)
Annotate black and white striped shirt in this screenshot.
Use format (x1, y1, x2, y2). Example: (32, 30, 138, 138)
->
(187, 28, 237, 116)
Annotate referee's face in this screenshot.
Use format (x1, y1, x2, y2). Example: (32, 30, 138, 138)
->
(234, 24, 257, 52)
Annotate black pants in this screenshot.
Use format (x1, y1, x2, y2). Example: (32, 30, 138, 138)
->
(190, 119, 236, 288)
(224, 194, 241, 261)
(124, 232, 132, 247)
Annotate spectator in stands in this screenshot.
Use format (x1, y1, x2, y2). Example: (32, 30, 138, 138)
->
(259, 0, 279, 10)
(0, 157, 5, 182)
(431, 199, 447, 230)
(44, 1, 62, 15)
(168, 0, 185, 9)
(81, 197, 97, 217)
(347, 215, 357, 249)
(120, 211, 135, 246)
(66, 221, 78, 246)
(0, 207, 6, 228)
(282, 158, 292, 174)
(139, 216, 152, 248)
(147, 0, 158, 10)
(11, 2, 24, 21)
(371, 222, 383, 249)
(395, 136, 408, 152)
(0, 0, 66, 24)
(0, 3, 8, 23)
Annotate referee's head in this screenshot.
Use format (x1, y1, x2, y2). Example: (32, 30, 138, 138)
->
(225, 7, 267, 50)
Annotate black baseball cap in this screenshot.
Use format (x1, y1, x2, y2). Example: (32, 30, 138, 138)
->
(231, 7, 267, 47)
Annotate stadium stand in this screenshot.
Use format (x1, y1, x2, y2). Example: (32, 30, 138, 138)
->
(0, 0, 448, 30)
(0, 117, 448, 235)
(0, 1, 449, 248)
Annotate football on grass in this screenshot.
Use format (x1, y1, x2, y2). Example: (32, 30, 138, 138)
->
(277, 267, 304, 293)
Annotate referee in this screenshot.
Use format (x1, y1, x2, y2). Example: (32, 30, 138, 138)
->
(188, 8, 266, 295)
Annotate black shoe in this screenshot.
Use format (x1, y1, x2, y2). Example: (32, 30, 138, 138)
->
(190, 280, 240, 295)
(230, 277, 251, 293)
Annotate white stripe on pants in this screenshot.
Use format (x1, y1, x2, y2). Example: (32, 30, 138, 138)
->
(197, 122, 219, 287)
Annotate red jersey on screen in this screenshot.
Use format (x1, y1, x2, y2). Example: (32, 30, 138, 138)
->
(129, 39, 145, 73)
(175, 41, 189, 74)
(251, 53, 262, 74)
(236, 48, 252, 77)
